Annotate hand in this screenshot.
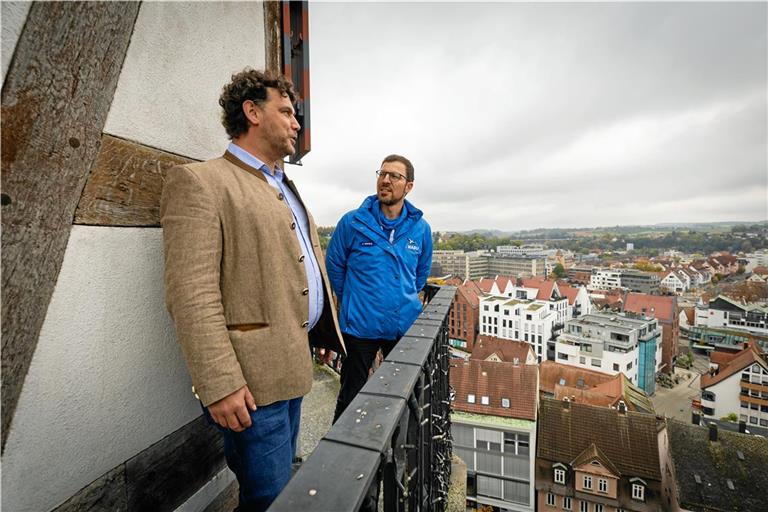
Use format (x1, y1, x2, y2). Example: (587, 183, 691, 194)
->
(316, 348, 335, 365)
(208, 385, 257, 432)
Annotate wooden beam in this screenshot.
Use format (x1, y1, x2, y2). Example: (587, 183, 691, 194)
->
(74, 136, 194, 227)
(264, 1, 283, 75)
(0, 1, 140, 451)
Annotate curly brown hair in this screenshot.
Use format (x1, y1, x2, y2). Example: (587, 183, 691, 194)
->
(382, 154, 414, 182)
(219, 68, 297, 139)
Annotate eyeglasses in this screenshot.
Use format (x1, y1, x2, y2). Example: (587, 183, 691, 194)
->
(375, 170, 407, 182)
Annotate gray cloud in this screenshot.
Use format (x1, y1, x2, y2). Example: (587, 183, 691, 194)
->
(291, 2, 767, 231)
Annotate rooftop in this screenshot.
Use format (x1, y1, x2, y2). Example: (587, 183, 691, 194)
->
(668, 420, 768, 512)
(537, 398, 662, 481)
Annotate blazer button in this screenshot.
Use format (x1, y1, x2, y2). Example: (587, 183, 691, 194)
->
(277, 193, 284, 201)
(291, 222, 296, 230)
(302, 288, 309, 295)
(298, 255, 305, 262)
(301, 321, 309, 328)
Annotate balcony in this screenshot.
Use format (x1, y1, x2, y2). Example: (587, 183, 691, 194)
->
(268, 285, 457, 511)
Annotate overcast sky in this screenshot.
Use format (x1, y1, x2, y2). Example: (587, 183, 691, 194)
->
(291, 2, 767, 232)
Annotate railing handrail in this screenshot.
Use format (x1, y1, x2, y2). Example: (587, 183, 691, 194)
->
(268, 285, 456, 512)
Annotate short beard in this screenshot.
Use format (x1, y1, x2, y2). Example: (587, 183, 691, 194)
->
(378, 190, 403, 206)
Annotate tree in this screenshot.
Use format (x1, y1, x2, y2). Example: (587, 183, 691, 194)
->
(552, 263, 566, 278)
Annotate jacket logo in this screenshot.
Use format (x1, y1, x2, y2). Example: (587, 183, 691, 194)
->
(361, 241, 374, 246)
(406, 238, 419, 252)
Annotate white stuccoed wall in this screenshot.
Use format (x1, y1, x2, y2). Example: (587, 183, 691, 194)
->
(2, 227, 201, 512)
(1, 1, 32, 83)
(104, 1, 267, 161)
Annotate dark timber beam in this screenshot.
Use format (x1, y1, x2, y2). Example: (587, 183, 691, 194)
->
(264, 1, 283, 75)
(0, 1, 141, 451)
(74, 135, 194, 227)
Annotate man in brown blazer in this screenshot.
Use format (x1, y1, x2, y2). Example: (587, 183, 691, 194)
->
(161, 69, 344, 512)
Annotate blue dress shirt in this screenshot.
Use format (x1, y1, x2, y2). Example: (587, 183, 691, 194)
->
(227, 143, 324, 330)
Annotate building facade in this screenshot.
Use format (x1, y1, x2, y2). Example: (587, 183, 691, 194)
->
(480, 295, 556, 362)
(451, 358, 539, 512)
(623, 293, 679, 375)
(536, 398, 669, 512)
(695, 295, 768, 336)
(554, 313, 662, 395)
(700, 346, 768, 429)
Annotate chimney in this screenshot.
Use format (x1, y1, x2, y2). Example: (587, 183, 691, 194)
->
(739, 420, 747, 434)
(708, 423, 718, 442)
(692, 412, 701, 425)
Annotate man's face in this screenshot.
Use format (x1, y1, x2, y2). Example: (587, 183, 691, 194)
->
(258, 88, 300, 159)
(377, 160, 413, 206)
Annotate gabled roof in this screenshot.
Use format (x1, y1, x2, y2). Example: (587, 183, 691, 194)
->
(709, 350, 738, 367)
(543, 361, 655, 414)
(456, 281, 480, 308)
(537, 398, 662, 481)
(623, 293, 676, 324)
(558, 284, 580, 305)
(450, 359, 538, 421)
(701, 346, 767, 389)
(571, 443, 621, 477)
(668, 420, 768, 512)
(495, 275, 513, 293)
(471, 335, 534, 364)
(477, 277, 495, 293)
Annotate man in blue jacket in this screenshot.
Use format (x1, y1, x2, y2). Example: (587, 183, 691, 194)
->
(326, 154, 433, 422)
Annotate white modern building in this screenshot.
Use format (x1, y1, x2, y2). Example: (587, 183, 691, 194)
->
(479, 295, 556, 362)
(700, 346, 768, 429)
(554, 313, 662, 395)
(695, 295, 768, 336)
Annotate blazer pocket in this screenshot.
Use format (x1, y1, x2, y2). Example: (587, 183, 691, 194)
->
(227, 323, 269, 332)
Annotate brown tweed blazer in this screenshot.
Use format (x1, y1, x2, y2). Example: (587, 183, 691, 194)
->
(161, 152, 345, 406)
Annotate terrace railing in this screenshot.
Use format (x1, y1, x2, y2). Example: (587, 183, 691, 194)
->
(268, 285, 456, 511)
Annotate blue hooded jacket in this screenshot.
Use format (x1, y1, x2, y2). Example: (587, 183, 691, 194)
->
(326, 195, 433, 340)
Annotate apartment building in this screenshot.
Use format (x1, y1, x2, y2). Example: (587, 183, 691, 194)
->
(700, 345, 768, 429)
(467, 253, 547, 280)
(447, 279, 482, 351)
(451, 358, 539, 512)
(479, 295, 556, 362)
(536, 398, 668, 512)
(695, 295, 768, 336)
(431, 249, 468, 278)
(588, 269, 660, 295)
(554, 313, 662, 395)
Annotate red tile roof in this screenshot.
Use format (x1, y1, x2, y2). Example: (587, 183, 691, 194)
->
(450, 359, 538, 421)
(477, 277, 495, 293)
(623, 292, 676, 324)
(701, 346, 767, 389)
(753, 266, 768, 276)
(471, 335, 534, 364)
(557, 284, 580, 305)
(539, 360, 614, 395)
(709, 350, 738, 367)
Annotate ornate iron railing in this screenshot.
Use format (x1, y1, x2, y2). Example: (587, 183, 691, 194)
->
(268, 285, 456, 511)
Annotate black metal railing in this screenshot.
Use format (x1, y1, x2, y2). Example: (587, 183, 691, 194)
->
(269, 285, 456, 512)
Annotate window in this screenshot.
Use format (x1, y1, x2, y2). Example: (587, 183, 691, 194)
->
(484, 305, 489, 311)
(554, 468, 566, 484)
(579, 501, 588, 512)
(547, 493, 555, 506)
(501, 398, 510, 408)
(468, 394, 475, 404)
(558, 352, 568, 360)
(579, 356, 586, 364)
(591, 358, 601, 367)
(563, 496, 572, 510)
(598, 478, 608, 493)
(613, 363, 620, 371)
(595, 505, 604, 512)
(583, 475, 592, 489)
(632, 483, 645, 501)
(481, 396, 489, 405)
(626, 361, 633, 370)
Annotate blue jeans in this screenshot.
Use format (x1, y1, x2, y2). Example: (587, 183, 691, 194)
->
(204, 397, 302, 512)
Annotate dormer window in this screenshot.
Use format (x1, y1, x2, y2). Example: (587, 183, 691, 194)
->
(554, 468, 566, 484)
(467, 394, 475, 404)
(631, 479, 646, 501)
